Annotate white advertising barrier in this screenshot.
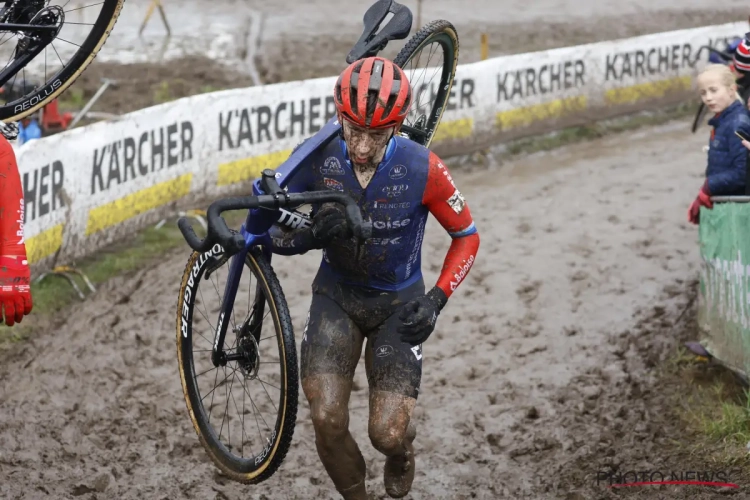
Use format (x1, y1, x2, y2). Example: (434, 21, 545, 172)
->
(15, 21, 748, 273)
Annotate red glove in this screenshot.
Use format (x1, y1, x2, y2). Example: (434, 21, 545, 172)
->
(0, 255, 32, 326)
(688, 182, 713, 225)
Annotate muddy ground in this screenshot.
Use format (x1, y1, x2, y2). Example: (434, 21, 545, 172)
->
(1, 115, 747, 499)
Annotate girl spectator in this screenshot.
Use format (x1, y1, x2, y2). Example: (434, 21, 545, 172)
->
(689, 64, 750, 224)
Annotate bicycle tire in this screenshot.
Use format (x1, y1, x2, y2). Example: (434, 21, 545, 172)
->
(0, 0, 124, 122)
(393, 20, 459, 147)
(176, 245, 298, 484)
(692, 102, 707, 134)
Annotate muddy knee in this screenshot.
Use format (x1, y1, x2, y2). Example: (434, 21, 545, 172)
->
(311, 403, 350, 443)
(368, 390, 416, 455)
(369, 424, 408, 456)
(304, 375, 353, 449)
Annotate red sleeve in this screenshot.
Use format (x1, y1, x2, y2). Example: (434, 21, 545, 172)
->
(422, 151, 479, 298)
(0, 137, 26, 257)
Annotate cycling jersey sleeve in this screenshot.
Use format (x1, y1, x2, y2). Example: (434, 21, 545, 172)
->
(0, 137, 26, 257)
(422, 152, 479, 299)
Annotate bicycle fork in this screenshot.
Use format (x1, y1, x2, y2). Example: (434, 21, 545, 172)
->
(210, 245, 269, 368)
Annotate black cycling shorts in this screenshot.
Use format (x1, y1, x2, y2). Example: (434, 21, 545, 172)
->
(300, 267, 425, 399)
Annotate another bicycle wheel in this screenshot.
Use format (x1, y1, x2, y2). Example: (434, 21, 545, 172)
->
(176, 245, 298, 484)
(394, 20, 459, 147)
(0, 0, 124, 121)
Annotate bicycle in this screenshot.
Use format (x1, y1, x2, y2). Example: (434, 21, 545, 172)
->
(0, 0, 124, 122)
(174, 0, 459, 484)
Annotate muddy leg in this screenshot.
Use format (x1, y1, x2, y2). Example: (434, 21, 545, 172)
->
(303, 375, 367, 499)
(368, 390, 417, 498)
(300, 287, 368, 500)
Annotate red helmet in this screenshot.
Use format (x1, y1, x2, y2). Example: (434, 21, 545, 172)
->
(334, 56, 412, 130)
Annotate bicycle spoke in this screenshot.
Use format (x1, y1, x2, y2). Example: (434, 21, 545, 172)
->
(53, 37, 82, 49)
(206, 364, 222, 424)
(64, 2, 104, 14)
(50, 42, 65, 67)
(229, 371, 252, 457)
(256, 377, 280, 392)
(257, 378, 279, 414)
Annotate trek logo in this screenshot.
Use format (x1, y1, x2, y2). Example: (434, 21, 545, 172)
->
(376, 345, 394, 357)
(389, 164, 407, 180)
(321, 156, 345, 175)
(447, 189, 466, 214)
(276, 207, 311, 229)
(324, 177, 344, 191)
(382, 184, 409, 198)
(373, 218, 410, 230)
(373, 199, 411, 209)
(370, 237, 402, 245)
(272, 237, 296, 248)
(449, 255, 475, 291)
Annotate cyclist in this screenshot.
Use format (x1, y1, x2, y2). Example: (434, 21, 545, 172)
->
(0, 122, 33, 326)
(260, 56, 480, 499)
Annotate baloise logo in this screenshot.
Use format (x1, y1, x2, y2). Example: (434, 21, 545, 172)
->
(373, 218, 411, 230)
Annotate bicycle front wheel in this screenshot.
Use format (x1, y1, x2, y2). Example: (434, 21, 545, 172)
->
(0, 0, 124, 121)
(394, 20, 459, 147)
(176, 245, 298, 484)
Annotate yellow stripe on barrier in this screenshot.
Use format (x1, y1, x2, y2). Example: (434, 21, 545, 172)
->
(431, 118, 474, 143)
(604, 76, 692, 106)
(86, 174, 193, 236)
(217, 150, 293, 187)
(26, 223, 64, 264)
(496, 96, 587, 130)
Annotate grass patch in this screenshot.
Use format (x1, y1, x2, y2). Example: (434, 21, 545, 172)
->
(153, 81, 175, 104)
(58, 87, 86, 110)
(671, 345, 750, 466)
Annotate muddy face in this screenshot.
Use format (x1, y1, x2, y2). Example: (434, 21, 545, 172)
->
(341, 118, 393, 168)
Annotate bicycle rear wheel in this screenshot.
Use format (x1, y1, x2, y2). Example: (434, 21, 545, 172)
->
(176, 245, 298, 483)
(394, 20, 459, 147)
(0, 0, 124, 121)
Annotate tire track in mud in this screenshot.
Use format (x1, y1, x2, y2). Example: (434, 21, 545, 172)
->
(0, 117, 715, 499)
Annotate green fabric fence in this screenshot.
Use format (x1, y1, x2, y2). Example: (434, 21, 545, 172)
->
(697, 201, 750, 379)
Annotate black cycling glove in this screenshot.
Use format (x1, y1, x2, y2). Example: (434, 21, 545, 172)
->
(397, 287, 448, 346)
(309, 205, 352, 248)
